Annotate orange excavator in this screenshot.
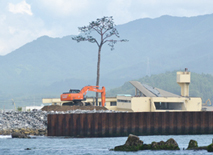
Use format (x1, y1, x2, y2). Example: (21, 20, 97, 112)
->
(60, 86, 106, 106)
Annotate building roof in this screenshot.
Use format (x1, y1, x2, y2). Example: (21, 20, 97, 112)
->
(129, 81, 156, 97)
(129, 81, 180, 97)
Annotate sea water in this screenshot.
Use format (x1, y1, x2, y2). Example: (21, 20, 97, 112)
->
(0, 134, 213, 155)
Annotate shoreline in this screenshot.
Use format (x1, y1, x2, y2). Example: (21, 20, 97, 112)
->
(0, 106, 113, 137)
(0, 128, 47, 136)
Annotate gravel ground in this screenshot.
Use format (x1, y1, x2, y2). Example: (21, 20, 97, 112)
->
(41, 105, 108, 111)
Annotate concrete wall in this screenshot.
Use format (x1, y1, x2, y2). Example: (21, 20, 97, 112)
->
(177, 71, 190, 83)
(131, 97, 150, 112)
(116, 96, 132, 110)
(116, 96, 202, 112)
(185, 98, 202, 111)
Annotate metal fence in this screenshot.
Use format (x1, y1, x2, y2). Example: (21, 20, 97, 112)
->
(48, 112, 213, 137)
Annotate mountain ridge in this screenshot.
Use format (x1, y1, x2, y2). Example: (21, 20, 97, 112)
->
(0, 14, 213, 106)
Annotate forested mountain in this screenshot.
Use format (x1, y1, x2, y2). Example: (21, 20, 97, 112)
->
(107, 71, 213, 103)
(1, 14, 213, 109)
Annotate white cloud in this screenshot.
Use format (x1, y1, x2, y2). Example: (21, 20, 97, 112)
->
(0, 3, 55, 55)
(8, 1, 33, 15)
(38, 0, 89, 16)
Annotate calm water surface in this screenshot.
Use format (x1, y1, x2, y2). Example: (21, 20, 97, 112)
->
(0, 134, 213, 155)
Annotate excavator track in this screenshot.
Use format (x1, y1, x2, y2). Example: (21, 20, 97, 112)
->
(62, 102, 75, 106)
(75, 101, 84, 106)
(62, 101, 85, 106)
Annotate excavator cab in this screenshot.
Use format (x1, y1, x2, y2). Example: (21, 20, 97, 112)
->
(69, 89, 80, 93)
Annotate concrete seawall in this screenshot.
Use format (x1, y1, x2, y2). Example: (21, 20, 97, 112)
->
(47, 112, 213, 137)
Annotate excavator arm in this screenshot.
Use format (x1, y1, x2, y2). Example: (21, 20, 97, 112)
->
(80, 86, 106, 106)
(101, 87, 106, 107)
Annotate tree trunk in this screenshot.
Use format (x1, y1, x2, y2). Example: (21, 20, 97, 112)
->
(96, 46, 101, 106)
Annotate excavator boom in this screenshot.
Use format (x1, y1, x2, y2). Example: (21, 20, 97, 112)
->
(60, 86, 106, 106)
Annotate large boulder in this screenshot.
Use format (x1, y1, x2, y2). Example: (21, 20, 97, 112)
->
(165, 138, 180, 150)
(207, 143, 213, 152)
(186, 139, 207, 150)
(187, 140, 198, 150)
(114, 134, 143, 151)
(125, 134, 143, 146)
(11, 132, 30, 138)
(150, 138, 180, 150)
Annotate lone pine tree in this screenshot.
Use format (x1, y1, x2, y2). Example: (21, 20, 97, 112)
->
(72, 16, 128, 105)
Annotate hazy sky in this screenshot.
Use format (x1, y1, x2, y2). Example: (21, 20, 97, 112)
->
(1, 0, 213, 55)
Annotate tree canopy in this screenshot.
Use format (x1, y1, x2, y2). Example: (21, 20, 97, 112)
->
(72, 16, 128, 50)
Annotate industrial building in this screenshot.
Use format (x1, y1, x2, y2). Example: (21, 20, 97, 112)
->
(43, 70, 202, 112)
(112, 71, 202, 112)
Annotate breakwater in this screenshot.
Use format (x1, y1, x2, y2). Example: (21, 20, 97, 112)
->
(0, 110, 49, 135)
(0, 109, 113, 135)
(48, 111, 213, 137)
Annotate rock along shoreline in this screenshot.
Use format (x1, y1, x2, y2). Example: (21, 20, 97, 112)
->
(0, 106, 117, 136)
(111, 134, 213, 152)
(0, 110, 48, 136)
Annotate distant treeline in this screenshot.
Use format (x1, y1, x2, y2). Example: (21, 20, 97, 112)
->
(2, 71, 213, 110)
(107, 71, 213, 104)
